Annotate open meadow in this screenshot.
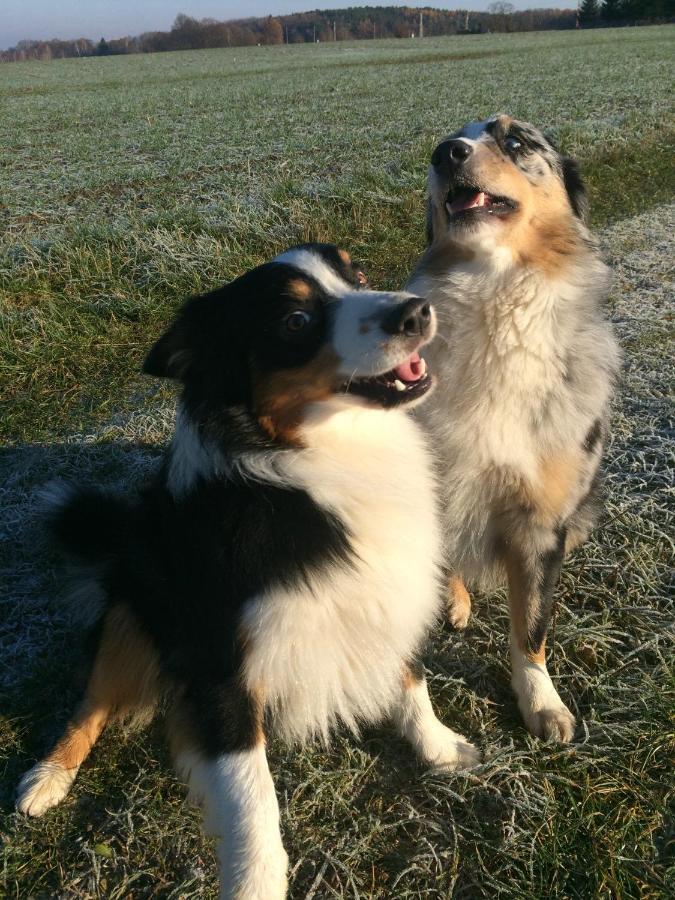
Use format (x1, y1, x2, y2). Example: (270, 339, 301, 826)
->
(1, 25, 674, 898)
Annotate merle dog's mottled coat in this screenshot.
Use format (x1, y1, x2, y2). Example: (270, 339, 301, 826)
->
(408, 115, 621, 743)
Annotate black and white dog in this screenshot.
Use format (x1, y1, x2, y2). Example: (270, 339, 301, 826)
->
(17, 244, 479, 899)
(408, 116, 620, 742)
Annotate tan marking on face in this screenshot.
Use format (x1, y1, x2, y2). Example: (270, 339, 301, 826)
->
(456, 143, 579, 276)
(253, 347, 341, 446)
(286, 278, 313, 301)
(494, 113, 513, 133)
(46, 605, 160, 771)
(337, 248, 352, 266)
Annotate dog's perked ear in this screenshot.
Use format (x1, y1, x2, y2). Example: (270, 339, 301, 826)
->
(560, 156, 589, 224)
(142, 287, 251, 407)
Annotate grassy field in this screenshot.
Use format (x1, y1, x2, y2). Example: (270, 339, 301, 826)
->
(1, 25, 674, 899)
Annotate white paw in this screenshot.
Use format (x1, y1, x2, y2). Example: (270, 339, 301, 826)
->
(521, 704, 576, 743)
(422, 721, 481, 772)
(220, 844, 289, 900)
(448, 602, 471, 630)
(512, 661, 576, 743)
(16, 761, 78, 816)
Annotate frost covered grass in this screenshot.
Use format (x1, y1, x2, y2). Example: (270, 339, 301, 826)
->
(1, 26, 674, 899)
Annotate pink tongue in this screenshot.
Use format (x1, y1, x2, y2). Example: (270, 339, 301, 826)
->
(394, 352, 423, 382)
(450, 191, 486, 214)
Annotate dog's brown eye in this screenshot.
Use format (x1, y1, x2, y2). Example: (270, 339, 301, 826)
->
(285, 311, 311, 332)
(505, 136, 522, 153)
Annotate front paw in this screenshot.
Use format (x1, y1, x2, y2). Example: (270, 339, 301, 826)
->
(423, 721, 481, 772)
(521, 703, 576, 743)
(512, 663, 576, 743)
(447, 576, 471, 630)
(219, 840, 289, 900)
(16, 762, 78, 817)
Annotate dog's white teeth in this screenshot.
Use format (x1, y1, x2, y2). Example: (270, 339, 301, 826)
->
(394, 379, 406, 392)
(445, 202, 453, 215)
(420, 358, 427, 376)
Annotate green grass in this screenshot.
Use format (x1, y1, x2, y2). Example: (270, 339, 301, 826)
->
(1, 26, 674, 899)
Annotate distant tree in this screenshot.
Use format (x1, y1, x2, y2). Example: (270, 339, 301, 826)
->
(488, 2, 515, 12)
(579, 0, 601, 24)
(488, 1, 516, 31)
(96, 37, 111, 56)
(602, 0, 624, 19)
(262, 16, 283, 45)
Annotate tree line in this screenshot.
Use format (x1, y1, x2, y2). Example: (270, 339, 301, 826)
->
(2, 3, 672, 63)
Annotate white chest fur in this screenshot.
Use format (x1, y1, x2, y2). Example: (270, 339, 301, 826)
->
(408, 255, 619, 584)
(240, 401, 443, 744)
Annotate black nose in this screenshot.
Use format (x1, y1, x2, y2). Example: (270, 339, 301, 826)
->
(432, 138, 473, 168)
(382, 298, 433, 337)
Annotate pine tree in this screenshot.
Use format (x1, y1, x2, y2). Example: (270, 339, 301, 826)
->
(579, 0, 600, 25)
(602, 0, 624, 20)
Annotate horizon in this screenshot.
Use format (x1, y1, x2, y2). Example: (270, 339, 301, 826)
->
(0, 2, 574, 51)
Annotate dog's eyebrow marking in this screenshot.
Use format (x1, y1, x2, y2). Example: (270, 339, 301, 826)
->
(274, 249, 349, 296)
(337, 249, 352, 266)
(286, 278, 313, 301)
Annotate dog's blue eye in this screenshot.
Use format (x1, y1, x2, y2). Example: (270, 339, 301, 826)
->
(505, 136, 522, 153)
(285, 311, 311, 333)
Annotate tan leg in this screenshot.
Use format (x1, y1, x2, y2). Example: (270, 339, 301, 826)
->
(447, 575, 472, 629)
(16, 604, 160, 816)
(503, 535, 576, 743)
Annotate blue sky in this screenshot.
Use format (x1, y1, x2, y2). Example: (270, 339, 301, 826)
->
(1, 1, 566, 49)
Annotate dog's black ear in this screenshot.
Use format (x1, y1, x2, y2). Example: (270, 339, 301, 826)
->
(561, 156, 589, 224)
(143, 290, 226, 381)
(143, 310, 195, 380)
(143, 287, 251, 407)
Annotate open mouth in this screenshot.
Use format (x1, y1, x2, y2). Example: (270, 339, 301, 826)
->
(445, 187, 517, 222)
(343, 352, 432, 408)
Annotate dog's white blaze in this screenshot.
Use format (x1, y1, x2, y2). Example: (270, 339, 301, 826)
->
(457, 118, 492, 142)
(241, 400, 443, 743)
(178, 746, 288, 900)
(273, 248, 350, 296)
(331, 288, 427, 376)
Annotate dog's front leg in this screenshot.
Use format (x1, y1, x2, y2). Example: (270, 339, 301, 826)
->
(391, 661, 480, 770)
(172, 685, 288, 900)
(503, 528, 576, 742)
